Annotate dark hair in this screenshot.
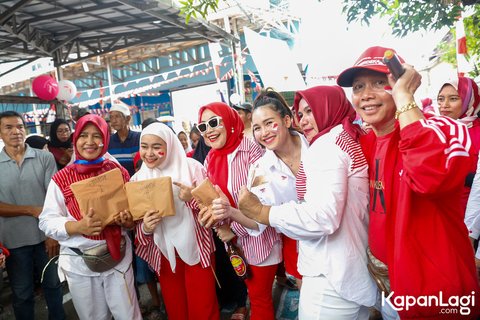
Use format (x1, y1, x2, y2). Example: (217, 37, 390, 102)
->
(177, 131, 187, 138)
(192, 136, 211, 165)
(141, 118, 159, 130)
(190, 126, 200, 138)
(253, 88, 293, 119)
(252, 88, 299, 134)
(26, 135, 48, 149)
(0, 111, 25, 126)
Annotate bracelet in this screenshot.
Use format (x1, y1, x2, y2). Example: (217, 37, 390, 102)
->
(395, 101, 418, 119)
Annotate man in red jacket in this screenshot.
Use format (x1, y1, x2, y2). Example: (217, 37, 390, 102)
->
(337, 46, 479, 319)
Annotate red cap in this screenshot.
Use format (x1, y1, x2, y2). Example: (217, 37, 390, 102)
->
(336, 46, 405, 87)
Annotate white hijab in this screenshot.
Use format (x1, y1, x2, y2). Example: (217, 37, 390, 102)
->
(132, 123, 199, 271)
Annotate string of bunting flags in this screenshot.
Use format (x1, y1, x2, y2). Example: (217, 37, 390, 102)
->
(73, 48, 256, 109)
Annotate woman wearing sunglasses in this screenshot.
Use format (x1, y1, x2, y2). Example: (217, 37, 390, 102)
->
(238, 86, 377, 319)
(197, 102, 264, 320)
(205, 90, 308, 319)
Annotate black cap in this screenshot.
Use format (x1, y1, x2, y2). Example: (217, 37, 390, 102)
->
(232, 103, 253, 113)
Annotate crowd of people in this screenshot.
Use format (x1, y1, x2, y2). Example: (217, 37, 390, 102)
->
(0, 45, 480, 320)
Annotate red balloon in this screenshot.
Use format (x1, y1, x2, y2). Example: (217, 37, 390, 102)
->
(32, 75, 59, 101)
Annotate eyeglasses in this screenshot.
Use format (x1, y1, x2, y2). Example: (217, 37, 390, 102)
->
(197, 116, 223, 134)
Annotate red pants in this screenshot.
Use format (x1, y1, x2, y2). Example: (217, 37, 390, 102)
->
(244, 264, 278, 320)
(158, 254, 220, 320)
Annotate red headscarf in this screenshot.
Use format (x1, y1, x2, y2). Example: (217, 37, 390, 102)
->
(293, 86, 362, 145)
(72, 114, 112, 174)
(59, 114, 125, 260)
(198, 102, 244, 206)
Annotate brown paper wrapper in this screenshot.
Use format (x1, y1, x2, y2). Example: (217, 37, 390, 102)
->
(251, 175, 269, 188)
(125, 176, 175, 220)
(191, 178, 219, 207)
(70, 168, 129, 227)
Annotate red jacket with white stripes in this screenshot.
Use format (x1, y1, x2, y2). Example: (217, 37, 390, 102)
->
(360, 117, 479, 319)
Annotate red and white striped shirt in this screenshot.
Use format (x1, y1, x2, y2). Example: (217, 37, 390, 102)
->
(52, 162, 129, 241)
(205, 137, 270, 265)
(296, 161, 307, 201)
(135, 198, 214, 274)
(134, 160, 215, 273)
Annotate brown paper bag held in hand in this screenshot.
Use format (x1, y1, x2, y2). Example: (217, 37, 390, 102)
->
(125, 177, 175, 220)
(191, 178, 219, 207)
(70, 168, 129, 227)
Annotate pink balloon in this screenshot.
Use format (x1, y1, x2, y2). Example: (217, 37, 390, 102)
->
(32, 75, 59, 101)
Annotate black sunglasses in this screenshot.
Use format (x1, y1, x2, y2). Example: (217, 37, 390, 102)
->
(197, 116, 222, 134)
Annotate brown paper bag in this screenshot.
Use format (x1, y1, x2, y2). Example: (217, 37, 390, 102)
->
(251, 175, 269, 187)
(70, 168, 129, 227)
(125, 177, 175, 220)
(191, 178, 219, 207)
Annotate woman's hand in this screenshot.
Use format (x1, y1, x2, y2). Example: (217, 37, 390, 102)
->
(76, 208, 103, 236)
(143, 210, 162, 234)
(114, 210, 135, 229)
(211, 185, 234, 223)
(238, 187, 271, 225)
(173, 181, 195, 202)
(198, 204, 215, 228)
(215, 224, 236, 242)
(0, 253, 5, 269)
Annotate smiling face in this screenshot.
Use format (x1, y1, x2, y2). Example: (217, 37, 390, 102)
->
(199, 109, 227, 150)
(252, 106, 291, 150)
(351, 69, 396, 136)
(437, 84, 463, 120)
(140, 134, 167, 168)
(76, 123, 103, 160)
(297, 98, 318, 143)
(178, 132, 189, 150)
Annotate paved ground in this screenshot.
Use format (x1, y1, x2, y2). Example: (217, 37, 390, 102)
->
(0, 269, 296, 320)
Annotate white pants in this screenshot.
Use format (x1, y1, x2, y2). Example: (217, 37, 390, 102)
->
(64, 265, 141, 320)
(299, 275, 370, 320)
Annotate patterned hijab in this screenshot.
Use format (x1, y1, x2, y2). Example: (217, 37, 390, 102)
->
(439, 76, 480, 126)
(293, 85, 363, 145)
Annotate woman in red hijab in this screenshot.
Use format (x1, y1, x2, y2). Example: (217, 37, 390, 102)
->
(39, 114, 141, 320)
(197, 102, 264, 320)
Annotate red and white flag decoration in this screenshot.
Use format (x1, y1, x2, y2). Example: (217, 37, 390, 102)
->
(456, 12, 471, 76)
(247, 69, 262, 92)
